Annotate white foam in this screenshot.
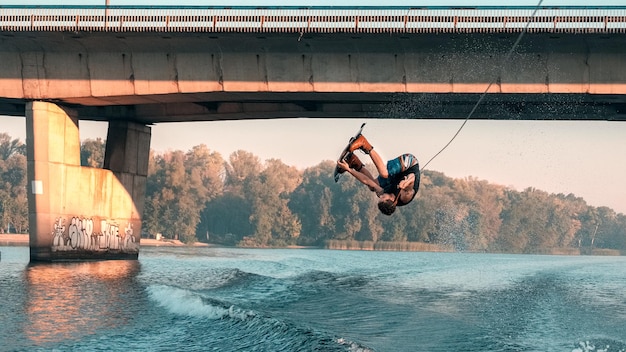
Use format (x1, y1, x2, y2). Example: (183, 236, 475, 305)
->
(337, 337, 374, 352)
(573, 340, 626, 352)
(147, 285, 230, 319)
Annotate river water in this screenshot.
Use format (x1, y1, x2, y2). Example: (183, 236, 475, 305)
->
(1, 246, 625, 352)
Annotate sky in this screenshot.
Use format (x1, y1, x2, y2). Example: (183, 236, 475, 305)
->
(1, 0, 625, 215)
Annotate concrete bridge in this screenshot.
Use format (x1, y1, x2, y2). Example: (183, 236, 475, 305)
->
(1, 5, 625, 260)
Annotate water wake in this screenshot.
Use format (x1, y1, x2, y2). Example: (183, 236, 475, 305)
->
(146, 284, 372, 352)
(147, 284, 243, 319)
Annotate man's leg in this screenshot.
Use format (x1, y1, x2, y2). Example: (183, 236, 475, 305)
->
(349, 135, 388, 178)
(345, 152, 376, 181)
(344, 152, 363, 171)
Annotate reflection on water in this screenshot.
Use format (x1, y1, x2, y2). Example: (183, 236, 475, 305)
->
(23, 260, 141, 345)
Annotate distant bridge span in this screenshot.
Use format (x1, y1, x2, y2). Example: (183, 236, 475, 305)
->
(2, 5, 626, 261)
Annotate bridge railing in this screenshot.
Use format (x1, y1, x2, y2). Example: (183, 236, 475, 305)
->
(1, 6, 625, 33)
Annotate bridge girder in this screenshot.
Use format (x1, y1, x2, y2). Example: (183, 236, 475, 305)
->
(2, 93, 626, 122)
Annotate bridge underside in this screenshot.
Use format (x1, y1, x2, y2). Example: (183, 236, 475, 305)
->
(2, 92, 626, 123)
(2, 31, 626, 122)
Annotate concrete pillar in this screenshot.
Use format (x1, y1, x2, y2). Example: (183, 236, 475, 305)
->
(26, 101, 151, 261)
(103, 120, 151, 239)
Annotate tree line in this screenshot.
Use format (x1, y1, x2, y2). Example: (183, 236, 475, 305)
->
(1, 132, 625, 254)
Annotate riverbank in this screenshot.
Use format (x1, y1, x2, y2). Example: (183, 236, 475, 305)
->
(0, 234, 210, 247)
(2, 234, 622, 255)
(0, 234, 29, 246)
(140, 238, 210, 247)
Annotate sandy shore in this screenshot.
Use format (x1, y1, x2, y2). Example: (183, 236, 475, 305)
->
(139, 238, 210, 247)
(0, 234, 29, 246)
(0, 234, 210, 247)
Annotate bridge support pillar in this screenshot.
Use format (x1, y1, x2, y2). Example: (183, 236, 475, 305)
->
(26, 101, 151, 261)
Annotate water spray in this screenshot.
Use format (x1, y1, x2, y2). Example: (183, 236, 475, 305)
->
(420, 0, 545, 171)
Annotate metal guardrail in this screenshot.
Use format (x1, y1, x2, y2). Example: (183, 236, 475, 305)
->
(0, 6, 625, 33)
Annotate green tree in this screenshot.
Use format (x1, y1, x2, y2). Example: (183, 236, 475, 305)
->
(379, 209, 408, 242)
(604, 213, 626, 250)
(414, 176, 459, 247)
(592, 207, 617, 249)
(143, 147, 225, 244)
(142, 150, 163, 237)
(406, 171, 439, 243)
(196, 150, 263, 245)
(152, 150, 189, 241)
(330, 174, 364, 240)
(498, 187, 564, 253)
(185, 144, 227, 241)
(576, 206, 600, 248)
(200, 193, 253, 245)
(244, 158, 302, 246)
(80, 138, 105, 167)
(0, 133, 26, 160)
(352, 178, 382, 242)
(289, 161, 337, 246)
(0, 134, 27, 233)
(138, 143, 626, 253)
(496, 189, 532, 253)
(464, 178, 506, 251)
(185, 144, 225, 201)
(0, 189, 12, 233)
(225, 150, 262, 196)
(550, 193, 585, 248)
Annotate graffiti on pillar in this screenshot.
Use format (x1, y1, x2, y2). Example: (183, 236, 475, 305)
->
(51, 216, 138, 252)
(51, 218, 67, 249)
(124, 222, 135, 249)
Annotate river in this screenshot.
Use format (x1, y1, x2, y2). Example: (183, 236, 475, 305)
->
(1, 246, 625, 351)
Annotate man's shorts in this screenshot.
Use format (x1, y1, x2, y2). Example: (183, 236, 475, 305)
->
(386, 153, 418, 176)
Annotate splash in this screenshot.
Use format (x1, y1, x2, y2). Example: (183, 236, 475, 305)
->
(573, 339, 626, 352)
(146, 284, 254, 320)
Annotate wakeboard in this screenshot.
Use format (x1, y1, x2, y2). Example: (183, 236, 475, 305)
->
(333, 123, 366, 182)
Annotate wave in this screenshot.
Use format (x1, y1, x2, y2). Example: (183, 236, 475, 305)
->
(147, 284, 248, 320)
(296, 270, 372, 290)
(211, 268, 261, 289)
(573, 339, 626, 352)
(146, 284, 373, 351)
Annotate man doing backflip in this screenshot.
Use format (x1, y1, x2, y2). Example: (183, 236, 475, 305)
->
(336, 134, 420, 216)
